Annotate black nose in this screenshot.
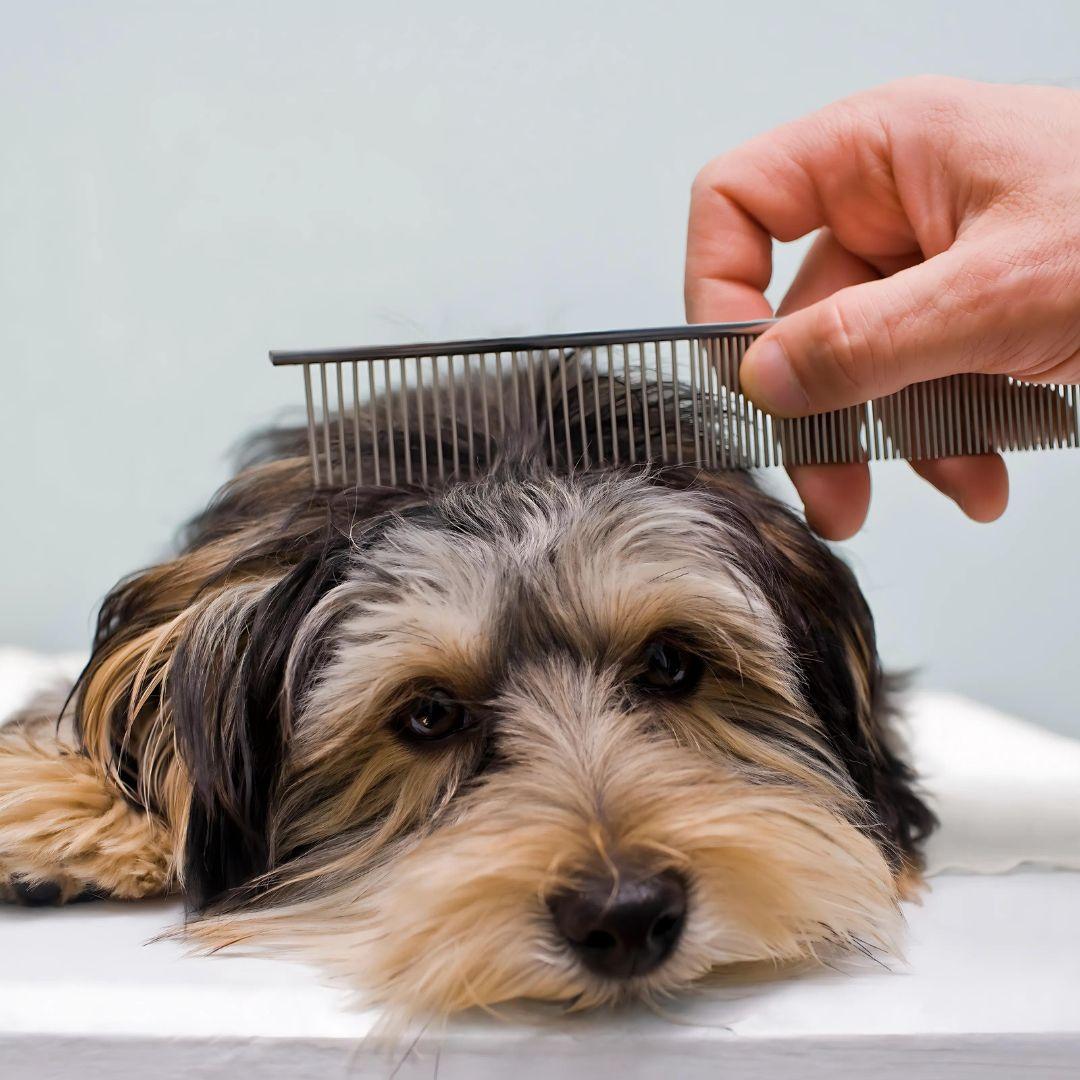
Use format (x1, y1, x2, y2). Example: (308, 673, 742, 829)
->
(549, 869, 687, 979)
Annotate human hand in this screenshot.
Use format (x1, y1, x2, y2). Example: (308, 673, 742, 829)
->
(686, 76, 1080, 539)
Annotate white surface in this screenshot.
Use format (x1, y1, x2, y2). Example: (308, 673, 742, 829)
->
(3, 650, 1080, 1076)
(1, 874, 1078, 1078)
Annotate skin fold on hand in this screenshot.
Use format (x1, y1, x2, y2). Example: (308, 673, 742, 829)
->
(685, 75, 1080, 539)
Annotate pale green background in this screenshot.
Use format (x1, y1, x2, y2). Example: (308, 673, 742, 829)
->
(2, 1, 1078, 733)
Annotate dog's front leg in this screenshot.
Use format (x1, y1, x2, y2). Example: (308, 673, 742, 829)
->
(0, 710, 172, 905)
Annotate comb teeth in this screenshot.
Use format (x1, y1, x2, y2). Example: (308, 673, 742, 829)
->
(273, 326, 1080, 487)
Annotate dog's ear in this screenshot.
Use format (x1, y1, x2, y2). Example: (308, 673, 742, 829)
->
(663, 470, 936, 870)
(170, 525, 357, 909)
(743, 479, 936, 869)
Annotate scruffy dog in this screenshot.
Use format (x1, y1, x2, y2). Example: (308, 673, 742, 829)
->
(0, 356, 934, 1020)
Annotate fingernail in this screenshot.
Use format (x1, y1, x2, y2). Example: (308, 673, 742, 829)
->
(741, 338, 810, 416)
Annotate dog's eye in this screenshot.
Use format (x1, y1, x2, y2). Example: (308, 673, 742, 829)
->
(398, 690, 472, 743)
(637, 639, 702, 694)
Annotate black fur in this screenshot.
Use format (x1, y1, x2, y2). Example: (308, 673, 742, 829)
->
(172, 537, 344, 906)
(738, 487, 936, 867)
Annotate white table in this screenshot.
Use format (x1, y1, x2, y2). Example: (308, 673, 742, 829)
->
(3, 658, 1079, 1078)
(1, 870, 1078, 1079)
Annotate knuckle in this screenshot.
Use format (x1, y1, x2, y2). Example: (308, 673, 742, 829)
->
(903, 73, 964, 96)
(869, 74, 973, 139)
(945, 240, 1078, 376)
(949, 246, 1045, 324)
(690, 161, 722, 201)
(883, 73, 967, 106)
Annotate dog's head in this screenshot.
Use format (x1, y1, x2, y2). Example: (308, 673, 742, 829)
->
(76, 370, 933, 1020)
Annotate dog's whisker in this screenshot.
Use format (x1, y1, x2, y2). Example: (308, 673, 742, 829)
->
(387, 1017, 430, 1079)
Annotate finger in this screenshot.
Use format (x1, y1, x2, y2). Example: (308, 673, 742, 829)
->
(787, 463, 871, 541)
(909, 454, 1009, 522)
(777, 228, 881, 315)
(739, 246, 985, 417)
(685, 98, 915, 324)
(775, 233, 877, 539)
(685, 176, 775, 323)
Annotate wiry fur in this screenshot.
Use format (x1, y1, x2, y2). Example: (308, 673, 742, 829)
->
(0, 709, 171, 903)
(0, 355, 934, 1020)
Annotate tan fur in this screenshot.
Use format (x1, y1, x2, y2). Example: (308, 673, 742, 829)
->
(896, 861, 927, 903)
(0, 715, 173, 901)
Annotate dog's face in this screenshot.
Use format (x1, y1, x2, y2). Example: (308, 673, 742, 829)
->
(98, 460, 930, 1020)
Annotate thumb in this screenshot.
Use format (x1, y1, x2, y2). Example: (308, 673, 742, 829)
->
(740, 250, 984, 417)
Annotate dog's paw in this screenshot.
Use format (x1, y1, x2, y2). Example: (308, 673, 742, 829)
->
(1, 718, 174, 906)
(9, 877, 64, 906)
(0, 872, 98, 907)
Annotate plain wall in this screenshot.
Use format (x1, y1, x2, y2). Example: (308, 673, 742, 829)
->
(2, 1, 1078, 733)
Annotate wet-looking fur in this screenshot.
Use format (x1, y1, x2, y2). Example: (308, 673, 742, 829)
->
(0, 356, 934, 1019)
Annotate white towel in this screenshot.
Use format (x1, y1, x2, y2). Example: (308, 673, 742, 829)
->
(2, 648, 1078, 874)
(903, 689, 1080, 874)
(0, 647, 85, 722)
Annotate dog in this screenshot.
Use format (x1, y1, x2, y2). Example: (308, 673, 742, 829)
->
(0, 354, 934, 1021)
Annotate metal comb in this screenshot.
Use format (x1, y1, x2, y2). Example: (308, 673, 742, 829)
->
(270, 321, 1080, 487)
